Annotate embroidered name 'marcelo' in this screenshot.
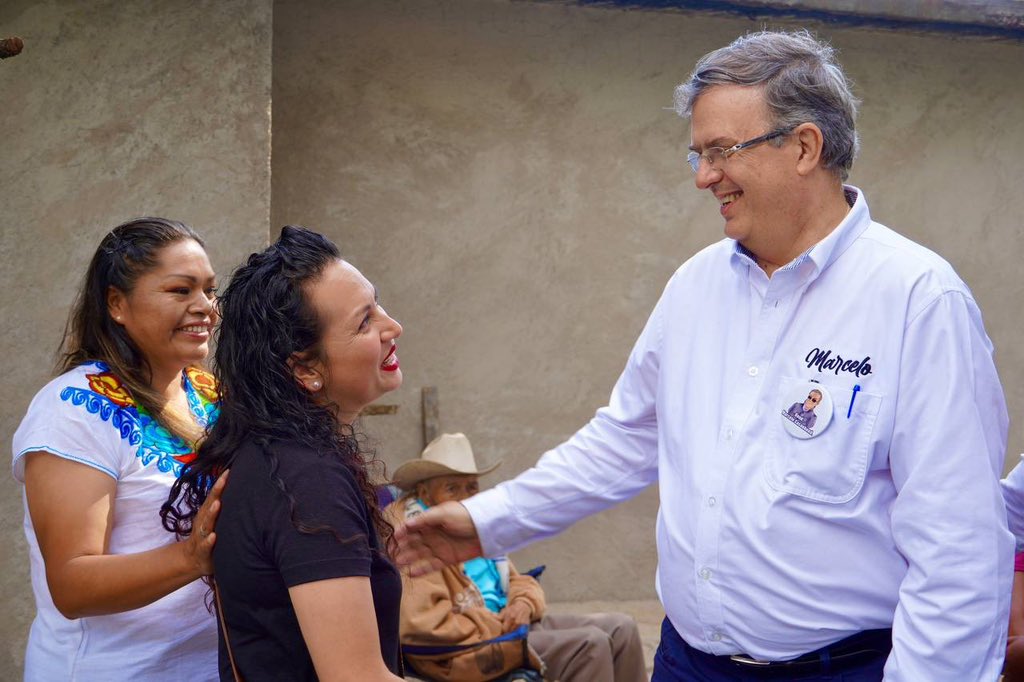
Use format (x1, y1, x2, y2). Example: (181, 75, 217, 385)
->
(805, 348, 873, 377)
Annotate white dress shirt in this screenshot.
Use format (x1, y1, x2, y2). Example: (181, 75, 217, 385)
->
(465, 187, 1012, 681)
(1000, 431, 1024, 554)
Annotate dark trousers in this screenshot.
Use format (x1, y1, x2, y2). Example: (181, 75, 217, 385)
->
(652, 618, 888, 681)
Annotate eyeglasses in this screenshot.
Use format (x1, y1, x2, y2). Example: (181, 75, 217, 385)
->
(806, 394, 821, 404)
(686, 128, 793, 174)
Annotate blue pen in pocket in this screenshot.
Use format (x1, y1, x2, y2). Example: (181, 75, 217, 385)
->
(847, 384, 861, 418)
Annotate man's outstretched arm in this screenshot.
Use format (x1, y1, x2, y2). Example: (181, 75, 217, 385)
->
(396, 282, 671, 573)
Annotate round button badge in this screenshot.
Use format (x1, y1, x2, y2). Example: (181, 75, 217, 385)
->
(780, 381, 833, 439)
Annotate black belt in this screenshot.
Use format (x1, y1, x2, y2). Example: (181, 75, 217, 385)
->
(722, 628, 892, 679)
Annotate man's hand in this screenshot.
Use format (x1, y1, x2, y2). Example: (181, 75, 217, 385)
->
(394, 501, 483, 576)
(499, 600, 533, 633)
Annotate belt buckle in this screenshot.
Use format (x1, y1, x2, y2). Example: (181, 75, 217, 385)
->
(729, 654, 773, 667)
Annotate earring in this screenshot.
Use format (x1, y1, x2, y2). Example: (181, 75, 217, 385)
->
(311, 380, 322, 391)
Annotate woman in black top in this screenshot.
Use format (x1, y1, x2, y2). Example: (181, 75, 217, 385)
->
(163, 226, 405, 681)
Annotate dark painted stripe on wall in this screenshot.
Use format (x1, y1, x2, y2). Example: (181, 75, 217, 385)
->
(567, 0, 1024, 40)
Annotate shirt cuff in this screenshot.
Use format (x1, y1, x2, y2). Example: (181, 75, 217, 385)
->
(464, 486, 531, 558)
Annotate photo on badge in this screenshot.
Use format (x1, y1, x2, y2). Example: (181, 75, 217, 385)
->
(781, 381, 833, 439)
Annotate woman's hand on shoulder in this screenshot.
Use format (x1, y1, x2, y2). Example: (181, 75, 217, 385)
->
(181, 469, 230, 575)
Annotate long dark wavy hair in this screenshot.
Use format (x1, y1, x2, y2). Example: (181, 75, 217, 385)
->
(161, 225, 393, 552)
(60, 217, 206, 444)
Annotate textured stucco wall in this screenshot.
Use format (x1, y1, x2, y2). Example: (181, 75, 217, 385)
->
(0, 0, 272, 676)
(272, 0, 1024, 604)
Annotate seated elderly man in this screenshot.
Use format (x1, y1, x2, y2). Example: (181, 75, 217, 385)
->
(390, 433, 645, 682)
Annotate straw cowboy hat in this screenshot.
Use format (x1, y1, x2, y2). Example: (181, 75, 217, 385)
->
(392, 432, 501, 491)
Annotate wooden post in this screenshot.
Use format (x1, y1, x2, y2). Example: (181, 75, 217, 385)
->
(422, 386, 439, 448)
(360, 404, 398, 416)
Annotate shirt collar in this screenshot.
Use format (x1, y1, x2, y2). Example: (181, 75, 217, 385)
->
(729, 185, 871, 281)
(803, 185, 870, 277)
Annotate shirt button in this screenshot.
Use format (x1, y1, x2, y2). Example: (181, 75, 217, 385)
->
(748, 366, 759, 377)
(710, 632, 722, 642)
(708, 496, 717, 507)
(724, 429, 734, 440)
(699, 567, 712, 580)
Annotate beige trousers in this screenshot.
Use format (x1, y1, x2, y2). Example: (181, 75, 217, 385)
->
(529, 612, 646, 682)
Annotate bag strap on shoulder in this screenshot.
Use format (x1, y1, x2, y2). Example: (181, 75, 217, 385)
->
(214, 580, 245, 682)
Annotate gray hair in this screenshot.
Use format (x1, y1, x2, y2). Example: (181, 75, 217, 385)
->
(674, 30, 860, 181)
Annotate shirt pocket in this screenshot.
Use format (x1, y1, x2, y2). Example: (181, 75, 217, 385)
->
(763, 375, 882, 503)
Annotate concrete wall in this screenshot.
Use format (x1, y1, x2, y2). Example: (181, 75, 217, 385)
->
(272, 0, 1024, 603)
(0, 0, 272, 676)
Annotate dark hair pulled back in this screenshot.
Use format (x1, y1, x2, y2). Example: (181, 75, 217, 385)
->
(162, 225, 393, 553)
(60, 217, 206, 443)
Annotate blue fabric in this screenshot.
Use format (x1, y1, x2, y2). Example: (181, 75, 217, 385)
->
(402, 624, 528, 656)
(652, 618, 887, 681)
(462, 557, 507, 612)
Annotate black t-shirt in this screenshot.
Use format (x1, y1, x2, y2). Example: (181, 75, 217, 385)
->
(213, 436, 401, 680)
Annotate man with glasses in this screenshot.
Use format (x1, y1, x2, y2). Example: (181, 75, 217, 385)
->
(785, 389, 822, 431)
(397, 30, 1011, 681)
